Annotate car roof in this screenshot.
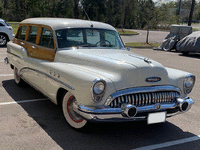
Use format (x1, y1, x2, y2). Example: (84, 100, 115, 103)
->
(0, 18, 5, 22)
(20, 18, 117, 31)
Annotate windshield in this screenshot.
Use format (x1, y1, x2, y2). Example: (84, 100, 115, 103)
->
(3, 20, 10, 26)
(56, 28, 125, 49)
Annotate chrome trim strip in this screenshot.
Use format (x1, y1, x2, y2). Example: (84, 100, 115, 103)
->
(19, 67, 75, 90)
(73, 97, 194, 122)
(7, 51, 23, 59)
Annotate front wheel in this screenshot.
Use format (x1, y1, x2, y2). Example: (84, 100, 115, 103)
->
(0, 34, 8, 47)
(62, 92, 88, 129)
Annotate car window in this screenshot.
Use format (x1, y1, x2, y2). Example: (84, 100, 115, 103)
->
(0, 23, 4, 26)
(3, 20, 10, 26)
(27, 26, 38, 43)
(104, 30, 121, 48)
(86, 29, 100, 45)
(56, 29, 84, 48)
(39, 27, 54, 49)
(56, 28, 125, 49)
(16, 26, 27, 40)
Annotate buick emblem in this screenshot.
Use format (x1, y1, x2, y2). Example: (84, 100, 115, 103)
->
(146, 77, 161, 83)
(155, 104, 161, 110)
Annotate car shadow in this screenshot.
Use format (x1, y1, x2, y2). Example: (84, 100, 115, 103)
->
(179, 53, 200, 59)
(166, 50, 200, 59)
(0, 45, 7, 48)
(2, 79, 198, 150)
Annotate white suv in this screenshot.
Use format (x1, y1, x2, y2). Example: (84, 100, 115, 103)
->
(0, 19, 15, 46)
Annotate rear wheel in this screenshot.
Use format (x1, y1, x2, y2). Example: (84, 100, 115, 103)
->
(62, 92, 87, 129)
(14, 67, 25, 86)
(0, 34, 7, 47)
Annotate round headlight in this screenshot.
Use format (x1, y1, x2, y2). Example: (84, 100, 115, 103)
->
(93, 81, 105, 95)
(184, 75, 195, 94)
(185, 77, 194, 88)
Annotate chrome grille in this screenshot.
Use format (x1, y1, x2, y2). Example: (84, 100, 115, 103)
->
(109, 91, 180, 108)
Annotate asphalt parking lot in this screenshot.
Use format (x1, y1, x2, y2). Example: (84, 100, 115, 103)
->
(0, 46, 200, 150)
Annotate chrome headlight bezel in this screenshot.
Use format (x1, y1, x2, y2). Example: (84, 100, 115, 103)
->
(92, 79, 106, 102)
(183, 75, 195, 94)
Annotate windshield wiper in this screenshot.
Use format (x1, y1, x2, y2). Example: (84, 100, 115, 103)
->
(101, 44, 114, 47)
(78, 44, 97, 47)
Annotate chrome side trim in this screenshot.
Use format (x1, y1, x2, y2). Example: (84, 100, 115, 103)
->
(7, 51, 23, 59)
(19, 67, 74, 90)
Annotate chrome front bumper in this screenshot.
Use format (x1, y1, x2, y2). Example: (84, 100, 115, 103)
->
(73, 97, 194, 122)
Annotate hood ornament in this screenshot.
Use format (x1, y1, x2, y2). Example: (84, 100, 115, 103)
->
(144, 58, 151, 63)
(144, 58, 154, 67)
(129, 55, 154, 67)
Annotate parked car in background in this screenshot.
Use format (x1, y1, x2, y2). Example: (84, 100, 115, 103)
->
(176, 31, 200, 55)
(0, 18, 15, 46)
(5, 18, 196, 129)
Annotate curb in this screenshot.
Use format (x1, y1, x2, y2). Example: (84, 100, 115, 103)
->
(125, 46, 154, 49)
(120, 33, 140, 36)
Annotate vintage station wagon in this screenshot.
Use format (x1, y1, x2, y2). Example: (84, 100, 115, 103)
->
(5, 18, 195, 129)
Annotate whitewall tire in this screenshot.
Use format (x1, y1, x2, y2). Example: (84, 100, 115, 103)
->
(62, 92, 87, 129)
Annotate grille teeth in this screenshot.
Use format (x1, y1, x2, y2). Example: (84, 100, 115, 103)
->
(109, 91, 180, 108)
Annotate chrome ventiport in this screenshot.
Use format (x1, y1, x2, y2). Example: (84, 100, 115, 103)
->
(121, 104, 137, 118)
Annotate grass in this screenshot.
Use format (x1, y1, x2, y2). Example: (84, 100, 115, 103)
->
(117, 29, 138, 35)
(125, 42, 161, 48)
(192, 28, 199, 32)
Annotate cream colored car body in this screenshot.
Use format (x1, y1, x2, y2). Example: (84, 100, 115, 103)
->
(5, 18, 195, 128)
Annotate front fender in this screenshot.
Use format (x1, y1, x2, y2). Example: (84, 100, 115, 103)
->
(165, 67, 195, 97)
(44, 62, 116, 106)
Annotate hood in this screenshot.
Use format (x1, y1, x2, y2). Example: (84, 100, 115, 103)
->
(55, 49, 169, 91)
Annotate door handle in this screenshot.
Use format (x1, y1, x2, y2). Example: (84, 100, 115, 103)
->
(32, 46, 38, 49)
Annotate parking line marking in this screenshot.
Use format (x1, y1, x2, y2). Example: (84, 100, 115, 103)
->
(0, 74, 13, 76)
(0, 98, 48, 106)
(132, 135, 200, 150)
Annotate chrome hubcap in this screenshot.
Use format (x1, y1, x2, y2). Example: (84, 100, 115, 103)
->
(0, 35, 6, 45)
(67, 97, 83, 122)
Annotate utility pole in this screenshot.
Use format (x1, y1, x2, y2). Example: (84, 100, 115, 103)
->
(188, 0, 195, 26)
(177, 0, 182, 16)
(177, 0, 182, 24)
